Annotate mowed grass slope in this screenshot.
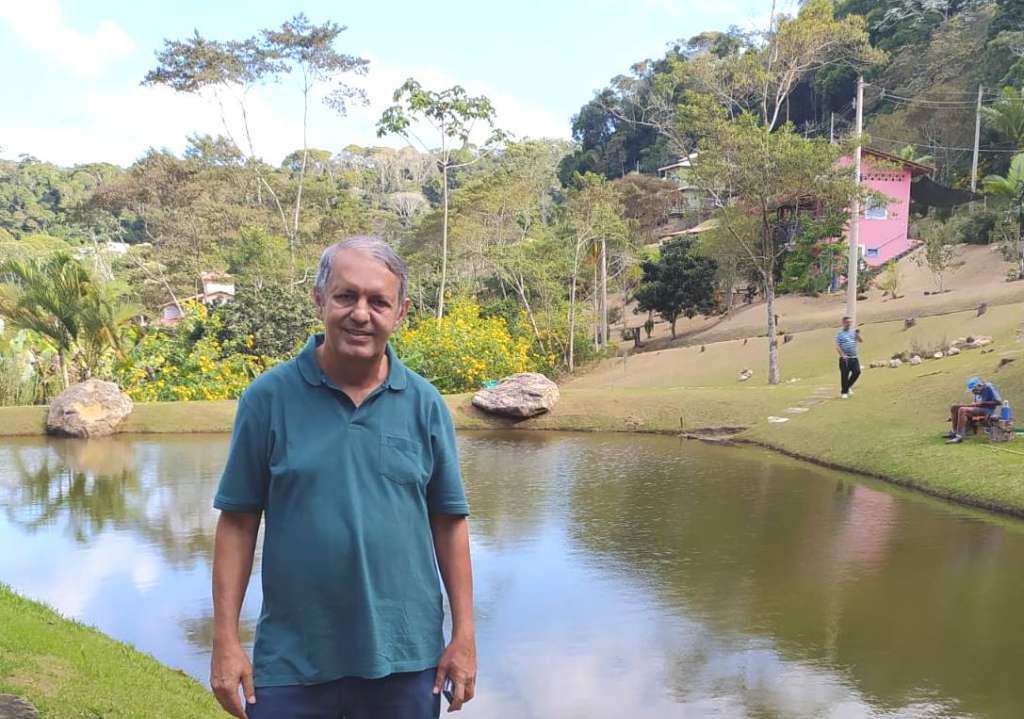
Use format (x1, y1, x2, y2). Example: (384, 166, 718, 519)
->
(0, 584, 223, 719)
(454, 303, 1024, 512)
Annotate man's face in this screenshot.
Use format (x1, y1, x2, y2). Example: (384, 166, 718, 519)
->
(314, 249, 409, 362)
(842, 318, 852, 331)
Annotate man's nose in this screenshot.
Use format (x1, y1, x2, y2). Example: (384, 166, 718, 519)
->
(350, 298, 371, 322)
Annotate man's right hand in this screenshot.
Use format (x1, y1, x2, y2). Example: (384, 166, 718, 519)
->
(210, 639, 255, 718)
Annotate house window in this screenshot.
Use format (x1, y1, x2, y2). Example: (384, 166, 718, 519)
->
(864, 197, 887, 220)
(866, 248, 880, 258)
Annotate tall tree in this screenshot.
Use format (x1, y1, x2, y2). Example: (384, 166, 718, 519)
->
(687, 105, 861, 384)
(561, 173, 629, 371)
(377, 79, 505, 318)
(143, 15, 369, 273)
(634, 238, 718, 338)
(260, 15, 368, 249)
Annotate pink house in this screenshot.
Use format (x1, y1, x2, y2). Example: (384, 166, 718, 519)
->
(844, 148, 933, 268)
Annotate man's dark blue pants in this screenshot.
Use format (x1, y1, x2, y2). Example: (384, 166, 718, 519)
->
(245, 668, 440, 719)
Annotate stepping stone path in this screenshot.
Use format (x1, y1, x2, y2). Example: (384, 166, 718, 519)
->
(0, 695, 37, 719)
(767, 387, 839, 425)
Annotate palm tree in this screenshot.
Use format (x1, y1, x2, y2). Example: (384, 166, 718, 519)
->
(982, 86, 1024, 151)
(898, 144, 935, 167)
(0, 253, 139, 387)
(982, 153, 1024, 280)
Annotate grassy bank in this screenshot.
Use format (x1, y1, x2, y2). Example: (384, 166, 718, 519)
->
(0, 584, 222, 719)
(452, 303, 1024, 515)
(0, 400, 236, 436)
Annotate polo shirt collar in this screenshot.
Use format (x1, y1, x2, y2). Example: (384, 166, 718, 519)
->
(297, 334, 408, 391)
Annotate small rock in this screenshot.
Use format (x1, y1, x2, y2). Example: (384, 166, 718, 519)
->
(953, 337, 967, 347)
(904, 318, 917, 329)
(0, 695, 38, 719)
(933, 352, 944, 359)
(46, 379, 133, 438)
(870, 360, 887, 369)
(472, 373, 559, 419)
(786, 407, 810, 414)
(975, 338, 992, 347)
(889, 358, 902, 368)
(738, 369, 753, 382)
(767, 416, 790, 423)
(910, 355, 922, 365)
(947, 346, 960, 356)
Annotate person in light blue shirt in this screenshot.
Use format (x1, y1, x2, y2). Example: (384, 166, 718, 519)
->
(836, 316, 862, 399)
(210, 237, 476, 719)
(945, 376, 1003, 443)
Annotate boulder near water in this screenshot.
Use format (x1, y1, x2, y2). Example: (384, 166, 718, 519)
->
(472, 373, 559, 419)
(46, 379, 133, 438)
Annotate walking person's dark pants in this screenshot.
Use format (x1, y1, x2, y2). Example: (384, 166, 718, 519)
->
(245, 668, 440, 719)
(839, 357, 861, 395)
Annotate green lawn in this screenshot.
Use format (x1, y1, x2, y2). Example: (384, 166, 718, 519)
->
(0, 584, 223, 719)
(451, 303, 1024, 513)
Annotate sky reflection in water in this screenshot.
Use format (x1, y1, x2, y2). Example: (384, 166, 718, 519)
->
(2, 431, 1020, 718)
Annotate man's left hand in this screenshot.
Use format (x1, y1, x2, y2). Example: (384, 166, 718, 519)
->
(434, 635, 477, 712)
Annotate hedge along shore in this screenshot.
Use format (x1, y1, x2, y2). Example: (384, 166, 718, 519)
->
(1, 305, 1022, 516)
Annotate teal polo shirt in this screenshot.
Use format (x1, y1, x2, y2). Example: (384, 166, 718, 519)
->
(214, 334, 469, 687)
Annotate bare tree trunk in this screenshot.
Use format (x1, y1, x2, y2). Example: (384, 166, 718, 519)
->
(766, 276, 780, 385)
(568, 272, 578, 372)
(592, 263, 599, 351)
(439, 159, 449, 319)
(600, 237, 608, 348)
(58, 348, 69, 390)
(292, 77, 311, 255)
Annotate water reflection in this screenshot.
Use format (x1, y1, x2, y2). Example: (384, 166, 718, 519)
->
(2, 431, 1023, 718)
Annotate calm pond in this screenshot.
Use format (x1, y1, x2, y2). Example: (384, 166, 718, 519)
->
(2, 431, 1023, 718)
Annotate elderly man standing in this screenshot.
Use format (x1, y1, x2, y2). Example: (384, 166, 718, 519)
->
(210, 236, 475, 718)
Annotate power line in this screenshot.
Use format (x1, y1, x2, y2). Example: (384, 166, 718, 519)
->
(869, 135, 1021, 154)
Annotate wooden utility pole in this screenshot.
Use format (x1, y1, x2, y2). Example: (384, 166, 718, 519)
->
(971, 84, 984, 197)
(846, 76, 864, 323)
(830, 112, 835, 144)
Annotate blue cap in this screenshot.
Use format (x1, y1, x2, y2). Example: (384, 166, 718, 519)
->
(967, 376, 982, 391)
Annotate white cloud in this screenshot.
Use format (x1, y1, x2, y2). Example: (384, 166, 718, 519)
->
(0, 57, 570, 167)
(0, 0, 135, 77)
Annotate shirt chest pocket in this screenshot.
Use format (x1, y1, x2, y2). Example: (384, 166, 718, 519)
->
(381, 433, 429, 486)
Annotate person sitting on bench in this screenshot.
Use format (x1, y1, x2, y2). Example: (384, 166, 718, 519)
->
(946, 376, 1003, 444)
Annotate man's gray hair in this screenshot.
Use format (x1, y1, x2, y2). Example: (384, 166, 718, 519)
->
(315, 236, 408, 304)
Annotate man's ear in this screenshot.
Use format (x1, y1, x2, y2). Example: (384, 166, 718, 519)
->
(313, 287, 325, 316)
(395, 297, 411, 328)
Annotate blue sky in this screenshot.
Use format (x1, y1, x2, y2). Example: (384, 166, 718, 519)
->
(0, 0, 788, 167)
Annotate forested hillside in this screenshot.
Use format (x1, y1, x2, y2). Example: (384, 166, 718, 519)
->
(2, 1, 1023, 405)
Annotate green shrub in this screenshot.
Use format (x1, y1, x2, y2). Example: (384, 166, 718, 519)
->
(954, 210, 999, 245)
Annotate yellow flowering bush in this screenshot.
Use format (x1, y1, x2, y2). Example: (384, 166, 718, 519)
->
(116, 302, 273, 402)
(393, 298, 536, 393)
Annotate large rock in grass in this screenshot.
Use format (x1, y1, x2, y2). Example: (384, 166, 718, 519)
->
(472, 373, 559, 419)
(46, 379, 133, 438)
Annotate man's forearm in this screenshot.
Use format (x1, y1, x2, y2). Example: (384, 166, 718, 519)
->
(430, 515, 474, 639)
(212, 511, 261, 644)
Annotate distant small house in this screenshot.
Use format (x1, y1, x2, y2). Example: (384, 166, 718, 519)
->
(657, 152, 716, 217)
(158, 272, 236, 325)
(842, 148, 933, 268)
